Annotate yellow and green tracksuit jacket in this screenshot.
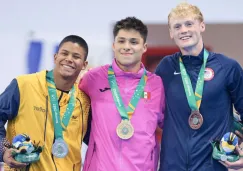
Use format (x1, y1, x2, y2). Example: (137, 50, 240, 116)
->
(0, 70, 90, 171)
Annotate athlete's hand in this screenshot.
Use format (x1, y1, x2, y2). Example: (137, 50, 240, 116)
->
(235, 129, 243, 145)
(3, 148, 28, 168)
(76, 67, 93, 83)
(219, 146, 243, 170)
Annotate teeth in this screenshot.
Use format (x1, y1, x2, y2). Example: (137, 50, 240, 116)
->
(181, 37, 190, 40)
(63, 65, 73, 69)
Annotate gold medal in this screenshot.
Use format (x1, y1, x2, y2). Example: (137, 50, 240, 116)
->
(188, 111, 203, 129)
(116, 120, 134, 139)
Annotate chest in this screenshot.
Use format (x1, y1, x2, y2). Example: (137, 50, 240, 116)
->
(89, 75, 161, 130)
(164, 59, 228, 108)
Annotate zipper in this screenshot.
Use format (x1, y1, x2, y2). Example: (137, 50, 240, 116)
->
(73, 164, 75, 171)
(58, 91, 64, 102)
(186, 127, 191, 171)
(26, 164, 31, 171)
(44, 96, 48, 142)
(76, 98, 84, 140)
(51, 153, 58, 171)
(50, 93, 66, 171)
(119, 77, 127, 171)
(46, 95, 58, 171)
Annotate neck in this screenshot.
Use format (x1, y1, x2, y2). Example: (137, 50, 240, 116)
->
(180, 41, 204, 56)
(116, 60, 141, 73)
(53, 70, 76, 91)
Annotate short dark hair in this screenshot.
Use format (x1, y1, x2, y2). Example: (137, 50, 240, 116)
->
(58, 35, 89, 60)
(113, 17, 148, 43)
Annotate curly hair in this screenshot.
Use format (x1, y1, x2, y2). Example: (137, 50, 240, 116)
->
(113, 17, 148, 43)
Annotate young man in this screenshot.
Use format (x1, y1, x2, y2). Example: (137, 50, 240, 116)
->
(155, 2, 243, 171)
(79, 17, 165, 171)
(0, 35, 90, 171)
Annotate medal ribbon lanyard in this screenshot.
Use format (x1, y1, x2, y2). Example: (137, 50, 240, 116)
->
(46, 70, 76, 140)
(108, 66, 147, 120)
(179, 49, 209, 111)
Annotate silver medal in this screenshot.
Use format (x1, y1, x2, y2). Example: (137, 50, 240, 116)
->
(220, 154, 228, 162)
(52, 138, 69, 158)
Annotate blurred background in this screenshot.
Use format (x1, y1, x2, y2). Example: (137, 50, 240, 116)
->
(0, 0, 243, 170)
(1, 0, 243, 93)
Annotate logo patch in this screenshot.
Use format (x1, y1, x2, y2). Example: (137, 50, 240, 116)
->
(34, 106, 46, 113)
(142, 91, 151, 100)
(174, 71, 181, 75)
(99, 87, 111, 92)
(204, 68, 214, 81)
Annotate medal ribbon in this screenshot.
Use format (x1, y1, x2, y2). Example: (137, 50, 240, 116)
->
(46, 70, 76, 139)
(179, 49, 209, 111)
(108, 66, 147, 120)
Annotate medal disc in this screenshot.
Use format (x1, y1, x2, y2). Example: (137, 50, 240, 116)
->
(220, 154, 228, 162)
(52, 138, 69, 158)
(188, 111, 203, 129)
(116, 120, 134, 140)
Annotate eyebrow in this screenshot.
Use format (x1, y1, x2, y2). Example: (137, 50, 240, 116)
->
(172, 23, 181, 28)
(60, 49, 69, 52)
(60, 49, 81, 56)
(173, 20, 194, 26)
(185, 20, 194, 23)
(117, 37, 139, 40)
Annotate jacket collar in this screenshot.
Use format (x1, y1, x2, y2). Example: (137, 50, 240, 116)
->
(180, 47, 205, 65)
(35, 70, 78, 97)
(35, 70, 49, 96)
(111, 59, 145, 79)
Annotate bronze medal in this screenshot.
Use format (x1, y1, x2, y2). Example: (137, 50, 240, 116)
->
(116, 120, 134, 140)
(188, 111, 203, 129)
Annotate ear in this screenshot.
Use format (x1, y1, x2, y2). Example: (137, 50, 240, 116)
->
(54, 54, 58, 64)
(82, 61, 88, 70)
(169, 28, 174, 40)
(112, 42, 117, 59)
(200, 22, 206, 33)
(112, 42, 115, 52)
(143, 42, 148, 53)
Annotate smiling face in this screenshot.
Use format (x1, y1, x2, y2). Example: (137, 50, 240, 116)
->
(168, 2, 205, 55)
(54, 41, 88, 80)
(169, 16, 205, 51)
(112, 29, 147, 72)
